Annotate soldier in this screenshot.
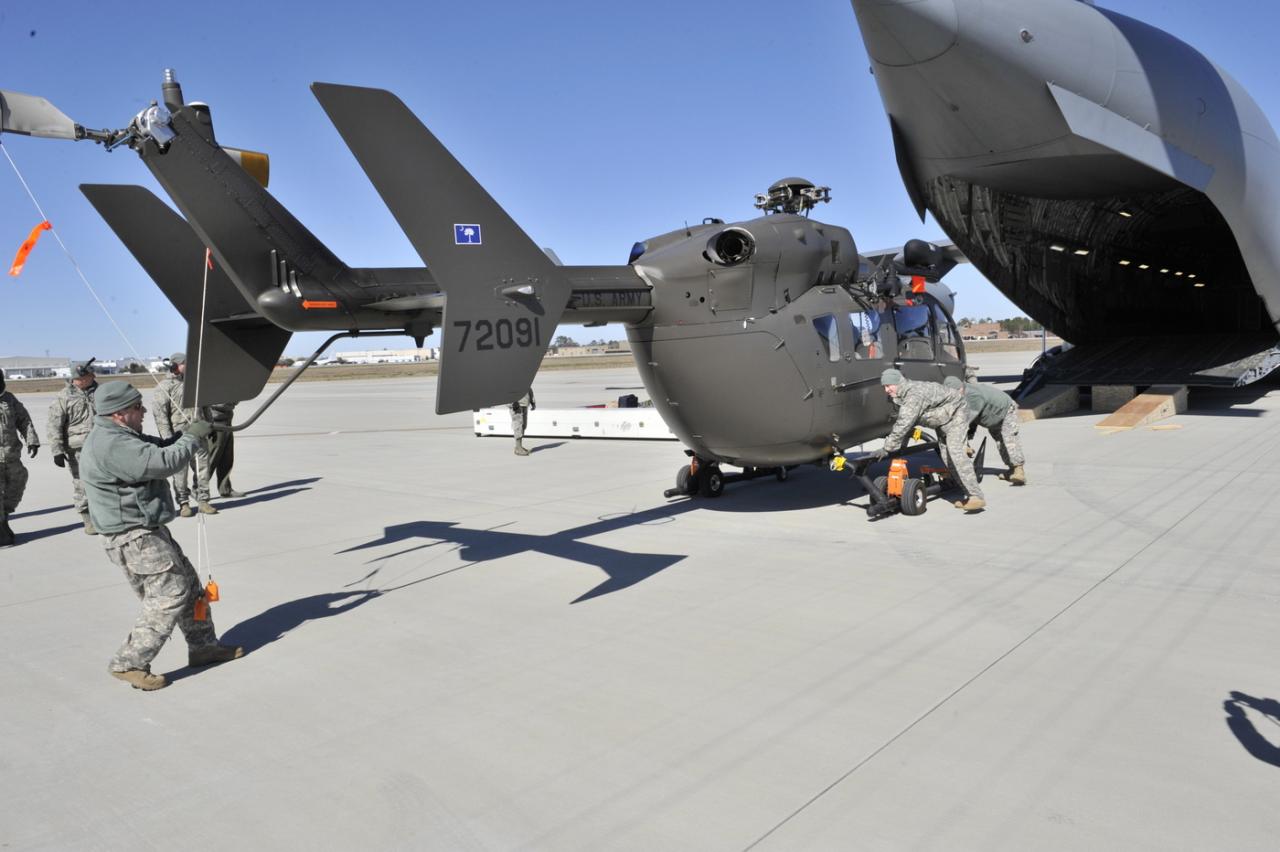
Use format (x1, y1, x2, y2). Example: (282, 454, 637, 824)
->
(207, 403, 244, 498)
(80, 381, 242, 691)
(510, 389, 535, 456)
(872, 368, 986, 512)
(47, 358, 99, 534)
(0, 369, 41, 547)
(944, 376, 1027, 485)
(153, 352, 217, 516)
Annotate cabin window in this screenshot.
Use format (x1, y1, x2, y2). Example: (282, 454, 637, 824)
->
(848, 310, 883, 359)
(893, 301, 934, 360)
(933, 301, 961, 362)
(812, 313, 840, 362)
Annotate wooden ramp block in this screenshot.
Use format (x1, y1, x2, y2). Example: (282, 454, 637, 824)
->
(1095, 385, 1187, 430)
(1018, 384, 1080, 422)
(1092, 385, 1137, 412)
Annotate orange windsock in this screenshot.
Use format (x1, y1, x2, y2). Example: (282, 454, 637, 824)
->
(8, 221, 52, 277)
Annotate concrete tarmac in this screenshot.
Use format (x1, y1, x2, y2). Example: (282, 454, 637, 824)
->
(2, 352, 1279, 850)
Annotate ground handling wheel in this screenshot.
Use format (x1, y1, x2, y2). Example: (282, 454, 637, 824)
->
(698, 465, 725, 498)
(900, 477, 928, 516)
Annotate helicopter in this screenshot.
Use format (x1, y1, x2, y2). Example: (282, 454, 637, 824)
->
(0, 75, 969, 498)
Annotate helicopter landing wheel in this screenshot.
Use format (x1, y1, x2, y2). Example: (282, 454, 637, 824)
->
(675, 464, 697, 495)
(698, 464, 725, 498)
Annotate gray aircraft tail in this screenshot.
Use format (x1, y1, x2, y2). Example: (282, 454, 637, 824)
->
(311, 83, 572, 414)
(81, 184, 290, 407)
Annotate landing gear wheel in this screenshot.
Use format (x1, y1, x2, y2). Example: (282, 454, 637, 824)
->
(675, 465, 696, 495)
(900, 477, 928, 516)
(873, 474, 889, 499)
(698, 465, 725, 498)
(775, 466, 789, 482)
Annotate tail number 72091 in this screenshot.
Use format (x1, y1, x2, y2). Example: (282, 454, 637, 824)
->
(453, 318, 542, 351)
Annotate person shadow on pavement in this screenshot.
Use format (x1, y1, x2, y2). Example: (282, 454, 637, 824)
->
(1224, 691, 1280, 768)
(165, 591, 381, 682)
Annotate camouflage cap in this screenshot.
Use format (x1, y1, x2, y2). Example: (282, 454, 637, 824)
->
(881, 368, 905, 386)
(95, 381, 142, 415)
(71, 357, 97, 377)
(943, 376, 964, 390)
(169, 352, 187, 365)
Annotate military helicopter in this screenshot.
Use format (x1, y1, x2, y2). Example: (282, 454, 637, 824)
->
(0, 75, 969, 497)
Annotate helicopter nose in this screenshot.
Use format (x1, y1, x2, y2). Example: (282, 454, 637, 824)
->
(849, 0, 959, 66)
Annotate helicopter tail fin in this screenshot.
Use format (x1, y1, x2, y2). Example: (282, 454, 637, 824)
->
(81, 184, 290, 407)
(312, 82, 570, 414)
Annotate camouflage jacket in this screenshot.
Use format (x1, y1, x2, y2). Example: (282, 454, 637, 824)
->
(152, 376, 200, 438)
(963, 382, 1016, 428)
(46, 381, 97, 455)
(0, 391, 39, 462)
(80, 415, 198, 534)
(884, 378, 964, 451)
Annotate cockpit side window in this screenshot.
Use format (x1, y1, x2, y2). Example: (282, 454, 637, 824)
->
(812, 313, 840, 362)
(932, 300, 961, 362)
(849, 309, 883, 360)
(893, 300, 934, 360)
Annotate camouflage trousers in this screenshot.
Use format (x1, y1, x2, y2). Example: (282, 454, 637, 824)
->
(65, 448, 88, 515)
(104, 526, 218, 672)
(985, 402, 1025, 469)
(936, 407, 985, 501)
(170, 442, 211, 503)
(510, 404, 528, 442)
(0, 455, 28, 515)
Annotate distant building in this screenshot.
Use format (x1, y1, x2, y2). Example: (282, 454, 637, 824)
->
(550, 341, 632, 357)
(0, 356, 70, 379)
(306, 347, 438, 365)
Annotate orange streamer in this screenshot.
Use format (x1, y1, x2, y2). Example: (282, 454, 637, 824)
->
(8, 221, 52, 277)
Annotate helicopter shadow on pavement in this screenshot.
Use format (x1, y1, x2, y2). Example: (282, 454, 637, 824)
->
(1224, 691, 1280, 768)
(337, 464, 865, 604)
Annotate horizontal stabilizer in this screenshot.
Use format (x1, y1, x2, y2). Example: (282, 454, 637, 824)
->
(81, 184, 290, 406)
(312, 82, 571, 413)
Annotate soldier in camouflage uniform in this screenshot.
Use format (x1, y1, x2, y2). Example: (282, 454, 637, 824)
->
(874, 368, 985, 512)
(944, 376, 1027, 485)
(152, 352, 217, 516)
(47, 359, 99, 534)
(510, 389, 536, 456)
(81, 381, 242, 691)
(0, 369, 41, 547)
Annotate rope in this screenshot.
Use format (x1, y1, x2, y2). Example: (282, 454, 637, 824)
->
(194, 248, 212, 579)
(1, 138, 161, 386)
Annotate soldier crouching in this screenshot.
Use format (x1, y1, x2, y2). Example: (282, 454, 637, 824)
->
(80, 381, 243, 691)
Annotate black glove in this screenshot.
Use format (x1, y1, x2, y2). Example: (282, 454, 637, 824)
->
(869, 448, 888, 462)
(185, 420, 214, 440)
(53, 453, 66, 468)
(27, 445, 38, 459)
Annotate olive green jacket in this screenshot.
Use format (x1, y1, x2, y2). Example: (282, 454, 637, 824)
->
(80, 415, 198, 534)
(963, 382, 1016, 428)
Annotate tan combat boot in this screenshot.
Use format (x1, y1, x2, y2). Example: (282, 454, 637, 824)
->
(111, 669, 167, 690)
(197, 502, 219, 515)
(952, 497, 987, 512)
(179, 504, 194, 518)
(189, 644, 244, 667)
(82, 514, 98, 536)
(1006, 465, 1027, 486)
(513, 441, 530, 457)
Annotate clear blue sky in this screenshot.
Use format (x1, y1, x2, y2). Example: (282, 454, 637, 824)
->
(2, 0, 1277, 359)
